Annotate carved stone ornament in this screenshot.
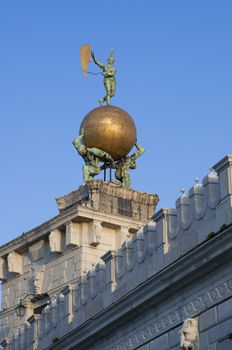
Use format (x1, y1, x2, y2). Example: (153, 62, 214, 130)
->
(33, 272, 42, 295)
(179, 318, 199, 349)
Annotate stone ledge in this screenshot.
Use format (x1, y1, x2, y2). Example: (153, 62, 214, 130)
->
(56, 180, 159, 221)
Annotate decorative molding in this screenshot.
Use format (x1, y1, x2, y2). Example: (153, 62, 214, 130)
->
(89, 220, 101, 246)
(114, 278, 232, 350)
(176, 195, 193, 231)
(66, 222, 80, 247)
(0, 257, 8, 281)
(7, 251, 22, 274)
(33, 272, 43, 295)
(49, 229, 63, 253)
(28, 240, 46, 262)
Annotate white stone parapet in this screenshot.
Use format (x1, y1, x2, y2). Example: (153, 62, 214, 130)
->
(2, 155, 232, 349)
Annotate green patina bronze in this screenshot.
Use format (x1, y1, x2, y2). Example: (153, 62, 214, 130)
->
(114, 143, 144, 189)
(75, 46, 144, 188)
(72, 128, 114, 185)
(101, 142, 144, 189)
(73, 127, 144, 188)
(91, 50, 116, 106)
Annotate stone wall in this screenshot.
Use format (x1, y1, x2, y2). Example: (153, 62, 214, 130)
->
(0, 183, 157, 344)
(1, 156, 232, 349)
(3, 219, 231, 350)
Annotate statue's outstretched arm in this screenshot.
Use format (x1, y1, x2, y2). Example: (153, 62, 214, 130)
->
(88, 147, 114, 163)
(91, 51, 104, 69)
(72, 128, 84, 151)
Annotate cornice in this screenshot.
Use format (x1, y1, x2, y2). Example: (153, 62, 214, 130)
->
(0, 204, 144, 257)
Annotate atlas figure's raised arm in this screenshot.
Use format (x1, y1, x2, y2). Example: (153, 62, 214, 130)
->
(72, 128, 87, 158)
(72, 128, 84, 149)
(130, 143, 145, 162)
(91, 51, 104, 69)
(88, 147, 114, 163)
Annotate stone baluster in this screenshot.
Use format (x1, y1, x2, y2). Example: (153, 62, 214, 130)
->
(31, 315, 40, 350)
(202, 171, 219, 210)
(58, 294, 65, 322)
(146, 210, 169, 276)
(189, 181, 206, 220)
(37, 319, 46, 350)
(213, 155, 232, 203)
(19, 326, 26, 350)
(101, 250, 116, 306)
(37, 314, 43, 341)
(80, 273, 88, 305)
(25, 321, 33, 349)
(72, 280, 81, 313)
(11, 335, 16, 350)
(133, 229, 146, 264)
(122, 240, 135, 272)
(41, 308, 47, 341)
(211, 157, 232, 227)
(95, 263, 106, 292)
(62, 285, 74, 325)
(44, 304, 51, 335)
(166, 208, 179, 241)
(115, 248, 124, 280)
(56, 294, 65, 339)
(87, 268, 97, 299)
(13, 330, 19, 350)
(51, 299, 58, 329)
(40, 309, 50, 350)
(161, 207, 182, 263)
(7, 338, 13, 350)
(176, 195, 193, 232)
(71, 281, 80, 329)
(0, 321, 6, 341)
(143, 221, 157, 255)
(153, 209, 169, 253)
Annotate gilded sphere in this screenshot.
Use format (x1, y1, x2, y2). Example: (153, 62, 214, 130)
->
(80, 106, 137, 161)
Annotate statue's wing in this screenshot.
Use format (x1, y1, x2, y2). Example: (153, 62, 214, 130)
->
(80, 44, 91, 77)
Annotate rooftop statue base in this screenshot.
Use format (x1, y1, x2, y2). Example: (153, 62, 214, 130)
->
(56, 180, 159, 221)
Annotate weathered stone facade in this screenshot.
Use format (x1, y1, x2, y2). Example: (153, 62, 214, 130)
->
(1, 157, 232, 349)
(0, 181, 158, 348)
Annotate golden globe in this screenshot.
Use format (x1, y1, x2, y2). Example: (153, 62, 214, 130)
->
(80, 106, 137, 161)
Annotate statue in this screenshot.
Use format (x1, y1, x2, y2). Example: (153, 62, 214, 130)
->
(91, 49, 116, 106)
(80, 44, 116, 106)
(73, 128, 114, 185)
(109, 142, 144, 189)
(179, 318, 199, 350)
(77, 45, 145, 189)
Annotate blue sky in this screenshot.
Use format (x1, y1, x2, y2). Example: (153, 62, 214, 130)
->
(0, 0, 232, 247)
